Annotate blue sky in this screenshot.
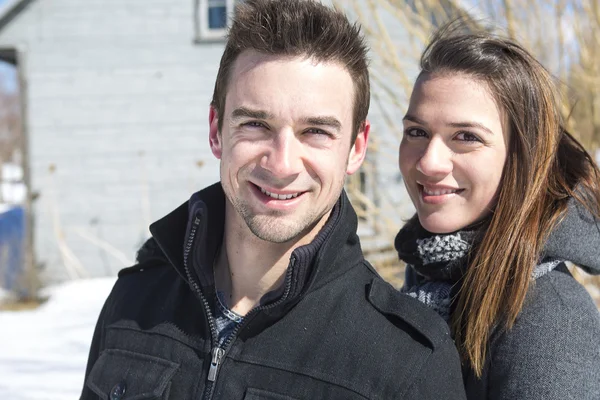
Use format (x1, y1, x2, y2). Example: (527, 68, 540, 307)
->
(0, 0, 17, 93)
(0, 61, 16, 93)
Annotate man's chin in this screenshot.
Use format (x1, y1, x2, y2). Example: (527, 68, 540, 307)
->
(245, 216, 311, 244)
(249, 227, 303, 244)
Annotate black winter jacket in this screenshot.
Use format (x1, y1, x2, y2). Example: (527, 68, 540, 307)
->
(80, 183, 466, 400)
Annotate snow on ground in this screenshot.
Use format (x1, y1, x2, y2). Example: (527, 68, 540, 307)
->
(0, 287, 9, 302)
(0, 278, 116, 400)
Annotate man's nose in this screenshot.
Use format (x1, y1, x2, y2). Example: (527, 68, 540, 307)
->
(260, 129, 304, 178)
(416, 138, 453, 178)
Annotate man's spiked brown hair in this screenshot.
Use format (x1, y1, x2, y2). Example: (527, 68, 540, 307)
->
(210, 0, 370, 143)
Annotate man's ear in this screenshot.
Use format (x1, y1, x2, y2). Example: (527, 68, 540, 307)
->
(346, 120, 370, 175)
(209, 106, 222, 159)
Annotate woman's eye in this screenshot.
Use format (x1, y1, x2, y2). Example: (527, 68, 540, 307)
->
(455, 132, 481, 142)
(404, 127, 427, 137)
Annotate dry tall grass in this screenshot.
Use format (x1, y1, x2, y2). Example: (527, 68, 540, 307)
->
(337, 0, 600, 304)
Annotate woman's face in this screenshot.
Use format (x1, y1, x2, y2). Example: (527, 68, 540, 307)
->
(399, 73, 509, 233)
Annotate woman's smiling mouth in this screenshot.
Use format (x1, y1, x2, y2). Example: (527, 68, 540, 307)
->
(419, 184, 464, 204)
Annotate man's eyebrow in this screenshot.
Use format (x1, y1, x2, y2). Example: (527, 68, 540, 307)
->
(301, 116, 342, 131)
(231, 107, 274, 121)
(403, 114, 494, 135)
(231, 109, 342, 131)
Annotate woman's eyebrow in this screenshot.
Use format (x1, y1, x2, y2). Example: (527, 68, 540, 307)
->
(403, 114, 494, 136)
(402, 114, 426, 125)
(448, 121, 493, 135)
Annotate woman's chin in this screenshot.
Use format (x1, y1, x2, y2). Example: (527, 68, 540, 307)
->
(418, 214, 466, 234)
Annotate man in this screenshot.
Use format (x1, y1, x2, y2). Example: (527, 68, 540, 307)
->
(80, 1, 466, 399)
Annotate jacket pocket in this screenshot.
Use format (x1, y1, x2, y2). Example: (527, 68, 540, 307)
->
(244, 387, 300, 400)
(86, 348, 179, 400)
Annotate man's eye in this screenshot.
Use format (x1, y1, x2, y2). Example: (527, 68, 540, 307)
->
(305, 128, 331, 136)
(243, 121, 266, 128)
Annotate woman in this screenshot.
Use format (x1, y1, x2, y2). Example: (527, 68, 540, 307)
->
(396, 24, 600, 399)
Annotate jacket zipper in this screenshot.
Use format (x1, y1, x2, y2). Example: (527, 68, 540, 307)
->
(182, 214, 220, 400)
(207, 347, 225, 381)
(203, 254, 297, 400)
(183, 213, 297, 400)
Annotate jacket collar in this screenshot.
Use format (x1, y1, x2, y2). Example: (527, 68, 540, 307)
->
(148, 182, 364, 299)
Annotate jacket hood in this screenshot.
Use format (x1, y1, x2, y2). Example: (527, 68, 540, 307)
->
(543, 197, 600, 275)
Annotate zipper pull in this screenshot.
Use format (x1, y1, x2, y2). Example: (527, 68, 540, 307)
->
(207, 347, 225, 382)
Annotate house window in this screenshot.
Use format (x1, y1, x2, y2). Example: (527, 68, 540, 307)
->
(208, 0, 227, 29)
(194, 0, 238, 41)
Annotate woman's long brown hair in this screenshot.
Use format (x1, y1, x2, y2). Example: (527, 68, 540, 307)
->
(418, 23, 600, 376)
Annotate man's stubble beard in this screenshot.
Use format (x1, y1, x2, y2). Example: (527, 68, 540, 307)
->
(223, 164, 347, 244)
(232, 196, 326, 244)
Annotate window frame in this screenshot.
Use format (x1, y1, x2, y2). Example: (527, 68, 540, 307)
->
(194, 0, 236, 42)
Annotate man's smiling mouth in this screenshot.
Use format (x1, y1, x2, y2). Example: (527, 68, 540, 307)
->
(257, 185, 303, 200)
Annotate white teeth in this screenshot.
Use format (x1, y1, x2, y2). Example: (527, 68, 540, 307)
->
(259, 187, 300, 200)
(423, 187, 459, 196)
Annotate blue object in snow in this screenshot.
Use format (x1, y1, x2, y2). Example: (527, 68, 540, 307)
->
(0, 205, 25, 292)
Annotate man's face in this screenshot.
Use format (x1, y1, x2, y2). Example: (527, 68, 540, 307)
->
(209, 50, 369, 243)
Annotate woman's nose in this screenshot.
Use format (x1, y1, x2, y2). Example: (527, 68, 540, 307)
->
(416, 138, 453, 178)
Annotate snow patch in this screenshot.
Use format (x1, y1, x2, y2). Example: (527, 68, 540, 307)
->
(0, 287, 9, 302)
(0, 277, 116, 400)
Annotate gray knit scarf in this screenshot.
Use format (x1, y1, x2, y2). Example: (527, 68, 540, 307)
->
(395, 216, 563, 321)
